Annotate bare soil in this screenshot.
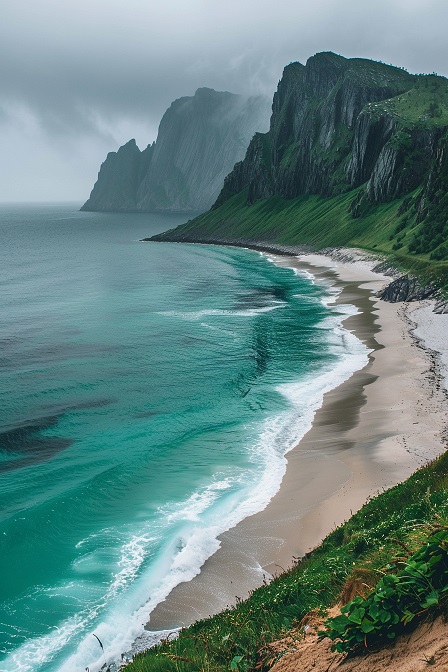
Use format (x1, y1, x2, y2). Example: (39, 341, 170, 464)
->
(267, 608, 448, 672)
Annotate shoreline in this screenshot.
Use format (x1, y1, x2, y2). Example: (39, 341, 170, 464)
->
(141, 249, 448, 638)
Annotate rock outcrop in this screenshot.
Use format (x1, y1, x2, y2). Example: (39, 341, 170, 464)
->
(81, 88, 271, 214)
(434, 299, 448, 314)
(81, 140, 154, 212)
(211, 53, 431, 206)
(378, 275, 438, 302)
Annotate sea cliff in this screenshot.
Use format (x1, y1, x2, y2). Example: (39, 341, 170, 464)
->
(151, 53, 448, 286)
(81, 88, 271, 214)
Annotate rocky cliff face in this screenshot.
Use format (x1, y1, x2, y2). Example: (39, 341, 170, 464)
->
(378, 275, 437, 302)
(212, 53, 448, 217)
(81, 140, 154, 212)
(214, 53, 430, 206)
(81, 88, 271, 214)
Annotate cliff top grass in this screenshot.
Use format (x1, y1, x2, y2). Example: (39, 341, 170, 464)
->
(367, 74, 448, 127)
(344, 58, 415, 92)
(125, 449, 448, 672)
(284, 53, 415, 95)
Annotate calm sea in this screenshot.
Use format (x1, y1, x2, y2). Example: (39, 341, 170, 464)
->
(0, 204, 368, 671)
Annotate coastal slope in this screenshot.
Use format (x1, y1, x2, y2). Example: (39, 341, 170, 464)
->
(81, 88, 271, 213)
(151, 53, 448, 285)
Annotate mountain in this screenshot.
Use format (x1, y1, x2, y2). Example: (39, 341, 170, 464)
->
(80, 140, 154, 213)
(151, 53, 448, 285)
(81, 88, 271, 214)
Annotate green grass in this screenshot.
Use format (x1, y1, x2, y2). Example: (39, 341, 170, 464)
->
(165, 189, 396, 246)
(125, 451, 448, 672)
(380, 75, 448, 127)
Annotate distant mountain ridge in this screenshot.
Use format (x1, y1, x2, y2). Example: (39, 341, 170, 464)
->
(81, 88, 271, 214)
(151, 52, 448, 282)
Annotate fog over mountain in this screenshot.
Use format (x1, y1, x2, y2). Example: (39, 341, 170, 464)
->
(1, 0, 448, 201)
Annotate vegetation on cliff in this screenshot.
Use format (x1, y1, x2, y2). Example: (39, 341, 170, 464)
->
(325, 529, 448, 653)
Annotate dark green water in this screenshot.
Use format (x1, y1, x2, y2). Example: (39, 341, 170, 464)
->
(0, 204, 368, 671)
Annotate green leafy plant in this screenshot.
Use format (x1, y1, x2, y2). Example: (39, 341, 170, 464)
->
(324, 530, 448, 653)
(230, 654, 245, 670)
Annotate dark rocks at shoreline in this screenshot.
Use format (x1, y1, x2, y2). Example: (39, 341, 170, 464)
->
(378, 274, 438, 303)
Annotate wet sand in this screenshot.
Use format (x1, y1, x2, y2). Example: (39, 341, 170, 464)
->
(145, 253, 448, 632)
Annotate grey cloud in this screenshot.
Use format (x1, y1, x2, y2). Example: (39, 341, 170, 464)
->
(1, 0, 448, 200)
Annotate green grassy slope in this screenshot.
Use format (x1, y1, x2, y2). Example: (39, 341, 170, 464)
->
(159, 188, 448, 288)
(381, 75, 448, 127)
(125, 451, 448, 672)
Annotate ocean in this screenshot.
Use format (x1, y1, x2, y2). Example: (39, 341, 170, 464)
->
(0, 204, 368, 671)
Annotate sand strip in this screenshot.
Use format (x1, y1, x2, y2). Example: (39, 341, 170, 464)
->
(145, 252, 448, 632)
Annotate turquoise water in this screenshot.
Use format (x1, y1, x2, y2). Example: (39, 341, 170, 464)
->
(0, 204, 368, 671)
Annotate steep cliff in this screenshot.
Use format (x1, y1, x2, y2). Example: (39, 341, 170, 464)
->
(81, 88, 271, 214)
(153, 53, 448, 278)
(212, 53, 420, 205)
(81, 140, 154, 212)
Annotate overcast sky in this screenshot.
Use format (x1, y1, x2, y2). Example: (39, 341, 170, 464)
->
(1, 0, 448, 202)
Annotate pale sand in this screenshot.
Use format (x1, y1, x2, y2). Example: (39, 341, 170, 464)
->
(145, 252, 448, 632)
(412, 300, 448, 391)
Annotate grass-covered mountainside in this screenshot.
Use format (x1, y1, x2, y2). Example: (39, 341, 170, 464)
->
(152, 53, 448, 287)
(125, 451, 448, 672)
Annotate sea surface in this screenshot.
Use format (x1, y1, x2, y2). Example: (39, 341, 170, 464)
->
(0, 204, 368, 671)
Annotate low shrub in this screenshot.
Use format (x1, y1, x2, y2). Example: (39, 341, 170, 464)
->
(324, 529, 448, 653)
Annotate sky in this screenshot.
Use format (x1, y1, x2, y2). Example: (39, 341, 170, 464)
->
(1, 0, 448, 202)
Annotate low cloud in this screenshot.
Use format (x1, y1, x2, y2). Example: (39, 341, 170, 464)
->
(1, 0, 448, 200)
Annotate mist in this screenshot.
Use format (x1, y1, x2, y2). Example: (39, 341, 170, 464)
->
(1, 0, 447, 201)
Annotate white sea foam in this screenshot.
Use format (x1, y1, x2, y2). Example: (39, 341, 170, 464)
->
(160, 478, 233, 523)
(320, 285, 341, 307)
(292, 267, 316, 283)
(263, 253, 277, 264)
(159, 305, 285, 320)
(0, 613, 87, 672)
(109, 535, 157, 596)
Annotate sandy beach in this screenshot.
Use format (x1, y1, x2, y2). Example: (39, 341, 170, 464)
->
(145, 250, 448, 633)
